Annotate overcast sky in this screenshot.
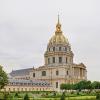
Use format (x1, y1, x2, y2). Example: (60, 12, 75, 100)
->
(0, 0, 100, 81)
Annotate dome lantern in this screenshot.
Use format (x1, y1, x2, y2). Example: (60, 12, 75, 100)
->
(55, 14, 62, 34)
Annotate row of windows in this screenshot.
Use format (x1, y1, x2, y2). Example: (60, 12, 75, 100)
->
(9, 82, 49, 86)
(33, 70, 69, 77)
(5, 87, 50, 92)
(48, 46, 67, 52)
(48, 57, 68, 64)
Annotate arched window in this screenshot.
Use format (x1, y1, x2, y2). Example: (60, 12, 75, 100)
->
(42, 71, 46, 76)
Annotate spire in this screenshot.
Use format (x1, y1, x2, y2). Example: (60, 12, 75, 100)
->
(58, 14, 60, 24)
(55, 14, 62, 34)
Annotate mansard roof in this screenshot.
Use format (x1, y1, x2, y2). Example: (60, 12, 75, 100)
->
(8, 79, 51, 87)
(10, 68, 34, 76)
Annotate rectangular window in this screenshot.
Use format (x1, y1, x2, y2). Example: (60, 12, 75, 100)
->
(53, 57, 55, 63)
(56, 82, 58, 88)
(59, 47, 61, 51)
(65, 47, 67, 51)
(48, 58, 50, 64)
(56, 70, 59, 75)
(53, 47, 55, 51)
(42, 71, 46, 76)
(66, 57, 67, 63)
(59, 57, 62, 63)
(49, 48, 50, 51)
(33, 73, 35, 77)
(67, 71, 68, 75)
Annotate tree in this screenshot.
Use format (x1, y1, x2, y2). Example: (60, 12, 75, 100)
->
(92, 81, 100, 89)
(73, 80, 88, 91)
(60, 84, 66, 90)
(60, 83, 73, 91)
(24, 94, 30, 100)
(0, 65, 8, 89)
(15, 92, 19, 97)
(85, 81, 92, 89)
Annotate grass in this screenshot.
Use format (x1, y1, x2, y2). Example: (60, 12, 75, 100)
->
(0, 91, 97, 100)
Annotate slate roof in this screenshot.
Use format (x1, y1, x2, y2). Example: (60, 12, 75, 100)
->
(10, 68, 33, 77)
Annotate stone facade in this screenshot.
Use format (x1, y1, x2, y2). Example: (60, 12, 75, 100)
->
(1, 79, 52, 92)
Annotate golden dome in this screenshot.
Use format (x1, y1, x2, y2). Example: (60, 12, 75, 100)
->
(49, 33, 68, 45)
(48, 15, 69, 45)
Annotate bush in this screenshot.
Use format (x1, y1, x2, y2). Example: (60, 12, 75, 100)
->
(0, 93, 4, 99)
(96, 93, 100, 100)
(60, 92, 65, 100)
(3, 93, 9, 100)
(24, 93, 30, 100)
(15, 92, 19, 97)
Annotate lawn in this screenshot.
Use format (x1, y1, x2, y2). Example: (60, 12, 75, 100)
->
(0, 91, 97, 100)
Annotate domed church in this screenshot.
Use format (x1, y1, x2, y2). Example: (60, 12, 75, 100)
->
(9, 16, 87, 91)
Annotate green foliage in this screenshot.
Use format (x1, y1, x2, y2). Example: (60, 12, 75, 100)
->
(60, 83, 73, 90)
(60, 92, 65, 100)
(92, 81, 100, 89)
(14, 92, 19, 97)
(3, 93, 9, 100)
(0, 93, 4, 99)
(73, 80, 89, 91)
(4, 93, 8, 100)
(60, 80, 94, 91)
(24, 93, 30, 100)
(0, 65, 8, 89)
(53, 91, 56, 96)
(96, 93, 100, 100)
